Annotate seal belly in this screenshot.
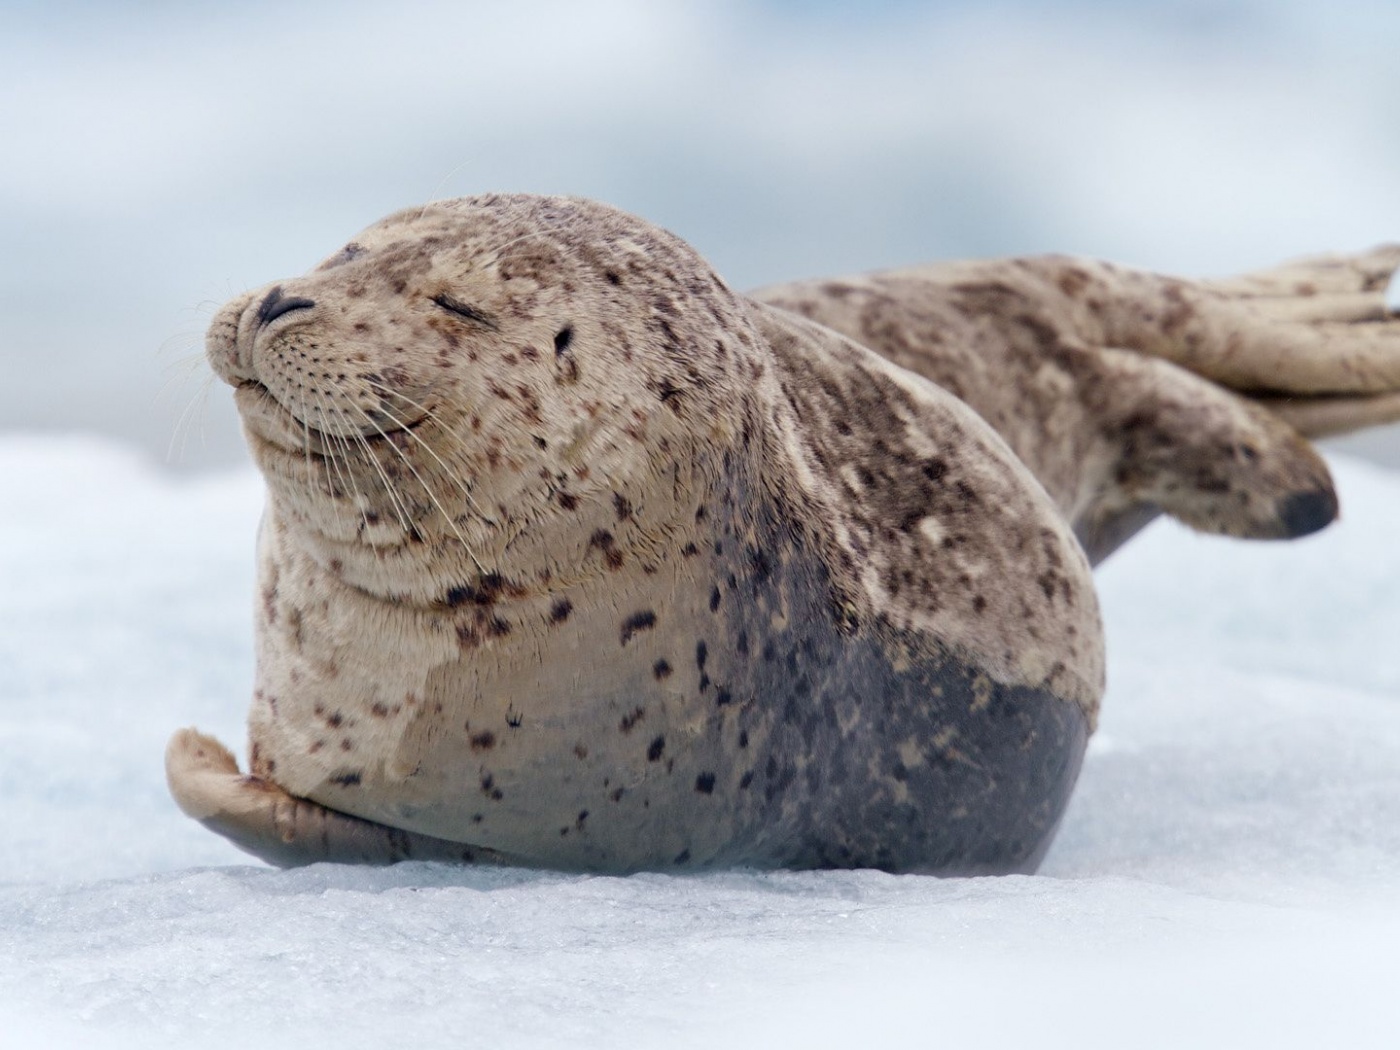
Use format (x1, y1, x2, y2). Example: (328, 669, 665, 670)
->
(273, 500, 1089, 876)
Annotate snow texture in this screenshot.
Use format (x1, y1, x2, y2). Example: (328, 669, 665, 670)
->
(2, 435, 1398, 1048)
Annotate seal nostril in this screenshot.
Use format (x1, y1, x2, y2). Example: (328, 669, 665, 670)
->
(257, 285, 317, 328)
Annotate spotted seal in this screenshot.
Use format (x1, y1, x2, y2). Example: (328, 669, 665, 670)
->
(166, 195, 1400, 873)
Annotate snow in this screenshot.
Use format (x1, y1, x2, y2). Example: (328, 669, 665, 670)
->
(2, 434, 1398, 1048)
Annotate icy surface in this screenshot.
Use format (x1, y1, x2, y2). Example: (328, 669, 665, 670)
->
(2, 435, 1398, 1048)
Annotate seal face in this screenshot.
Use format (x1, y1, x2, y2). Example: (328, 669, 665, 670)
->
(168, 195, 1399, 874)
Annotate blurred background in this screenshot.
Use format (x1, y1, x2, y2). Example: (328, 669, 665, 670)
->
(3, 0, 1398, 471)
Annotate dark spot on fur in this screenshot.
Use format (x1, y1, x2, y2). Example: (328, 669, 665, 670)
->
(613, 492, 633, 521)
(739, 730, 749, 748)
(695, 773, 716, 794)
(549, 597, 573, 624)
(748, 549, 772, 583)
(681, 542, 699, 557)
(674, 849, 691, 864)
(330, 771, 361, 787)
(709, 586, 721, 612)
(653, 658, 673, 680)
(1056, 267, 1092, 297)
(620, 610, 658, 645)
(923, 458, 948, 483)
(589, 529, 624, 569)
(739, 770, 754, 789)
(470, 731, 496, 752)
(554, 326, 574, 355)
(557, 491, 579, 511)
(715, 688, 732, 707)
(445, 573, 521, 608)
(647, 736, 666, 761)
(619, 707, 645, 733)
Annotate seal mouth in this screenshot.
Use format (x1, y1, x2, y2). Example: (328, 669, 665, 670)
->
(235, 379, 429, 455)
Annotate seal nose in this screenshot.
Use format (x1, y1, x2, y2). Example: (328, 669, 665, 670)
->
(256, 285, 317, 328)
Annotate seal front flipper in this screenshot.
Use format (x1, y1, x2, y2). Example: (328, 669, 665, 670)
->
(165, 728, 507, 867)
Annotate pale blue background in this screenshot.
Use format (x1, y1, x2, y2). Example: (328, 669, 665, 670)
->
(2, 0, 1397, 468)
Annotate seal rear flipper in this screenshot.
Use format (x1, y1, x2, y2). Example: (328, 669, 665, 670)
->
(1089, 349, 1337, 551)
(1253, 390, 1400, 441)
(165, 727, 504, 868)
(1205, 244, 1400, 309)
(1095, 245, 1400, 398)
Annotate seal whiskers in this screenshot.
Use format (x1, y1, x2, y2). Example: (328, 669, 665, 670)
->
(364, 382, 494, 524)
(311, 390, 373, 536)
(344, 398, 487, 572)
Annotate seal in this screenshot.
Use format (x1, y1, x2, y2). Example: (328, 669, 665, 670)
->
(166, 194, 1400, 873)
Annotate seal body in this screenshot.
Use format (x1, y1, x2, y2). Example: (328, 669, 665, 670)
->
(167, 194, 1400, 873)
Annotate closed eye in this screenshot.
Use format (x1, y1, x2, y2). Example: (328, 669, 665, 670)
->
(432, 294, 498, 330)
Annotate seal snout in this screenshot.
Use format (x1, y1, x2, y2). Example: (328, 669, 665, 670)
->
(256, 285, 317, 328)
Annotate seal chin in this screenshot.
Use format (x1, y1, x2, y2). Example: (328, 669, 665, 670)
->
(234, 380, 309, 452)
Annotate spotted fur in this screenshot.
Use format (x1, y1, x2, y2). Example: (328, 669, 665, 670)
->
(167, 197, 1400, 873)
